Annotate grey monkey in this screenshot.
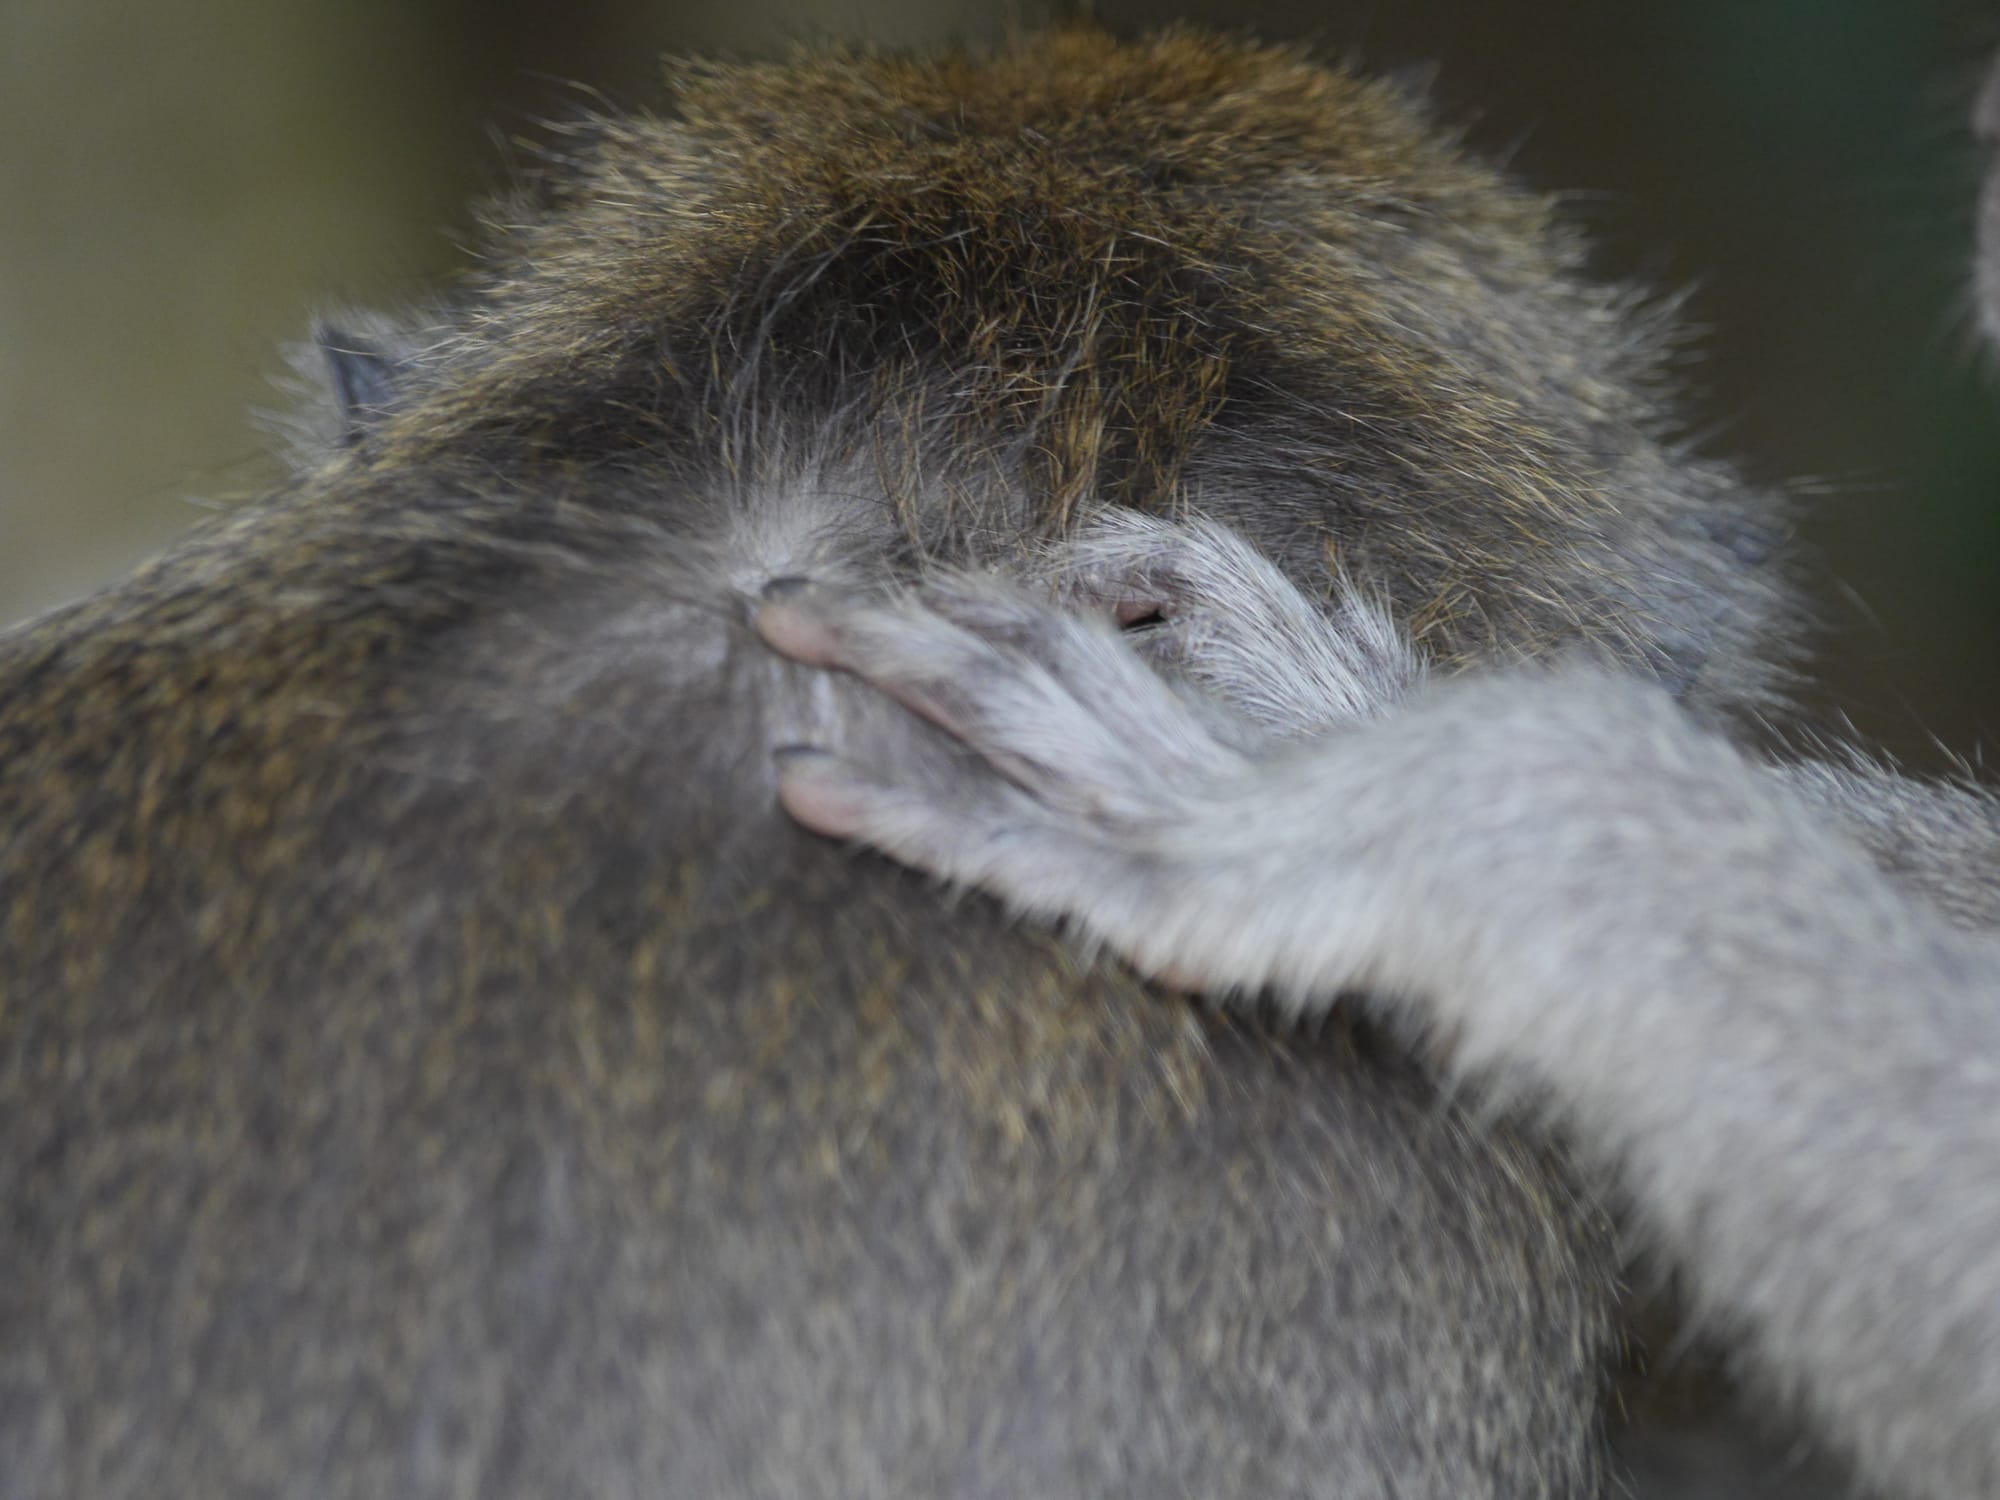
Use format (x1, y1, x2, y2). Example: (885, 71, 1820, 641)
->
(0, 30, 1702, 1499)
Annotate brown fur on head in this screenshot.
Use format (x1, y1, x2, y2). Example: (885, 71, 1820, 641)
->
(349, 27, 1793, 708)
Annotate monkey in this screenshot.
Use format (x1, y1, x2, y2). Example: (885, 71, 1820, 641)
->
(742, 52, 2000, 1500)
(0, 24, 1893, 1498)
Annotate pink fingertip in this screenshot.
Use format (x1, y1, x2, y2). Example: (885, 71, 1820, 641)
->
(754, 599, 844, 668)
(775, 761, 870, 839)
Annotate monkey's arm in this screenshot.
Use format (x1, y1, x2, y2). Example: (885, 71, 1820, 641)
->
(757, 539, 2000, 1500)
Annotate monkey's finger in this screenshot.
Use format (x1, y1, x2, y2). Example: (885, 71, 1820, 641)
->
(772, 746, 1198, 982)
(760, 588, 1124, 813)
(913, 571, 1240, 742)
(762, 583, 1246, 824)
(755, 584, 849, 668)
(763, 571, 1175, 732)
(771, 747, 883, 841)
(774, 744, 1094, 879)
(900, 571, 1273, 790)
(758, 585, 1068, 769)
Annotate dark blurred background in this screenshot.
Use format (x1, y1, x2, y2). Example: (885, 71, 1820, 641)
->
(4, 0, 1997, 766)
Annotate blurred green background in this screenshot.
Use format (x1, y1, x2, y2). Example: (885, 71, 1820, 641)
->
(4, 0, 1997, 765)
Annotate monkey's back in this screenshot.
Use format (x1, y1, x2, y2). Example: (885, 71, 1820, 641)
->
(0, 28, 1801, 1496)
(0, 468, 1617, 1495)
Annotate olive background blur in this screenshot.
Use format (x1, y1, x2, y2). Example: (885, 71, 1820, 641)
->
(3, 0, 1997, 766)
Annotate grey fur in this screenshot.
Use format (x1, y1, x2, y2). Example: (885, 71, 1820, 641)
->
(0, 457, 1622, 1500)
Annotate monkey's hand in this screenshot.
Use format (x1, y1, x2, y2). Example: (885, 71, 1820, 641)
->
(755, 514, 1424, 996)
(753, 527, 1701, 1009)
(751, 510, 1860, 1024)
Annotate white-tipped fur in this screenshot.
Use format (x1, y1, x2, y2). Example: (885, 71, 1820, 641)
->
(1040, 513, 1424, 738)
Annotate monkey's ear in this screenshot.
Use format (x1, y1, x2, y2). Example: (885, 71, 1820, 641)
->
(268, 309, 434, 473)
(312, 320, 408, 445)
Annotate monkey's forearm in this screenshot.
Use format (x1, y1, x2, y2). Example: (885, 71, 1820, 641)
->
(764, 583, 2000, 1500)
(1194, 675, 2000, 1500)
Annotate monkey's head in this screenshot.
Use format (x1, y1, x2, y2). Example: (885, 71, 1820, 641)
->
(304, 27, 1790, 716)
(1, 32, 1673, 1497)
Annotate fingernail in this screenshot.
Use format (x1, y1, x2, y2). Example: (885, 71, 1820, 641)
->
(761, 576, 817, 601)
(773, 744, 834, 768)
